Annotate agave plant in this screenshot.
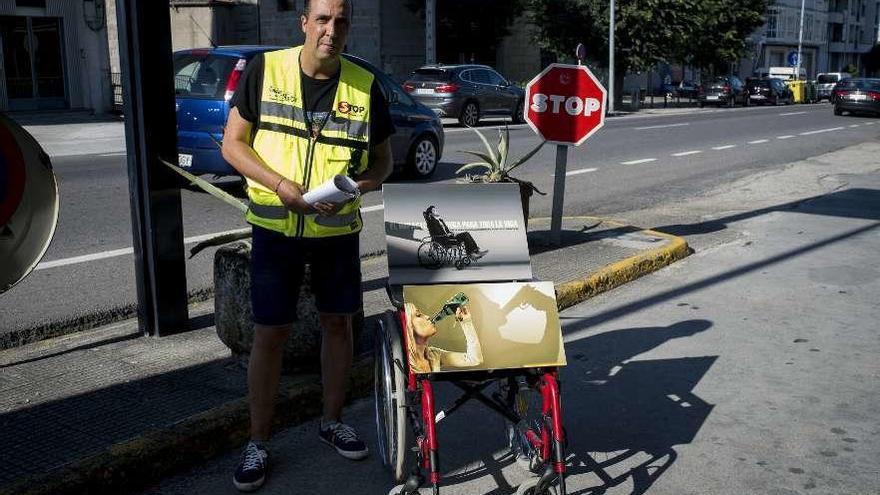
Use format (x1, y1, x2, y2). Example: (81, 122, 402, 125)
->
(162, 158, 251, 258)
(455, 126, 546, 195)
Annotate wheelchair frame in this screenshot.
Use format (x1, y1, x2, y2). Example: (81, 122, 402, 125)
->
(374, 306, 568, 495)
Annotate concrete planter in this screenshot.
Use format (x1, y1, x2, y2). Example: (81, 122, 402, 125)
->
(213, 241, 362, 373)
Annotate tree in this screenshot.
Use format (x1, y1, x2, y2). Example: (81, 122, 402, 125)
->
(525, 0, 768, 103)
(405, 0, 525, 65)
(862, 44, 880, 76)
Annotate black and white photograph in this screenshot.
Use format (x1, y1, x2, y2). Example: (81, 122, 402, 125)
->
(383, 183, 532, 285)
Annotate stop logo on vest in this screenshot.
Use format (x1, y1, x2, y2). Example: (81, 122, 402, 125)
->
(525, 64, 607, 146)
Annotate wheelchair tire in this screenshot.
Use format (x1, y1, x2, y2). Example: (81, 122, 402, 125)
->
(417, 241, 443, 269)
(374, 310, 412, 483)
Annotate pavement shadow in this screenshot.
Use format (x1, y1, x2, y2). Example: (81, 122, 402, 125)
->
(422, 319, 714, 494)
(655, 187, 880, 237)
(0, 357, 245, 492)
(527, 223, 642, 255)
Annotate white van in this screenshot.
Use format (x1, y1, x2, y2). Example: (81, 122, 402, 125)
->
(753, 66, 807, 81)
(817, 72, 850, 100)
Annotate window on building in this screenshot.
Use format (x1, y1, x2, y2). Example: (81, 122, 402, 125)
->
(15, 0, 45, 7)
(766, 7, 777, 38)
(805, 14, 813, 40)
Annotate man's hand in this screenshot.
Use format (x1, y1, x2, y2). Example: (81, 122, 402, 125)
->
(313, 200, 348, 216)
(276, 179, 315, 214)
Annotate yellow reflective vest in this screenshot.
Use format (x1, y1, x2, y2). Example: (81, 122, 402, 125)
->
(245, 46, 373, 237)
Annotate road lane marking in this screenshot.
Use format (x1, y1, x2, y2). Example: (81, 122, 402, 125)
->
(779, 111, 807, 116)
(777, 135, 795, 139)
(672, 150, 701, 157)
(99, 152, 127, 157)
(711, 145, 736, 150)
(849, 124, 861, 128)
(620, 158, 657, 165)
(634, 122, 689, 130)
(35, 206, 387, 270)
(865, 122, 876, 126)
(748, 139, 769, 144)
(566, 168, 598, 176)
(799, 127, 845, 135)
(445, 123, 530, 133)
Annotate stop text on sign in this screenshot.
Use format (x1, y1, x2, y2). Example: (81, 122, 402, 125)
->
(530, 94, 602, 117)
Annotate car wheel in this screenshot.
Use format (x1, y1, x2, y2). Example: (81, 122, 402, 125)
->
(408, 134, 438, 179)
(511, 99, 525, 124)
(459, 101, 480, 127)
(698, 102, 705, 108)
(833, 105, 843, 116)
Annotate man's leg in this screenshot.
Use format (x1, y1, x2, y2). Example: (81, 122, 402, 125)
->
(248, 323, 292, 441)
(319, 314, 352, 422)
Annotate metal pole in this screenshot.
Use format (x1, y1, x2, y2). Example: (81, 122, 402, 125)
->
(426, 0, 436, 64)
(796, 0, 805, 79)
(117, 0, 189, 336)
(608, 0, 615, 113)
(550, 145, 568, 246)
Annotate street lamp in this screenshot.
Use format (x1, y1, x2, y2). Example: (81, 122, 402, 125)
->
(608, 0, 615, 113)
(796, 0, 805, 79)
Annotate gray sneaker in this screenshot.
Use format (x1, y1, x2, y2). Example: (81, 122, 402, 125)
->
(233, 441, 268, 492)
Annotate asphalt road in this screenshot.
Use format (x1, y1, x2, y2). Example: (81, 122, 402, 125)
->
(1, 103, 878, 339)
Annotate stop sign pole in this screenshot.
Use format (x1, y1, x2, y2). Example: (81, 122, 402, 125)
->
(525, 61, 607, 245)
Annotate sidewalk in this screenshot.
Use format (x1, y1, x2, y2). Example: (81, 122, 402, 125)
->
(7, 110, 126, 158)
(0, 217, 687, 495)
(141, 152, 880, 494)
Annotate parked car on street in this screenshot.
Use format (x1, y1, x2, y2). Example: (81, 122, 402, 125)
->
(817, 72, 850, 101)
(698, 76, 749, 108)
(745, 77, 793, 105)
(831, 78, 880, 116)
(662, 80, 699, 99)
(173, 46, 445, 180)
(402, 64, 525, 127)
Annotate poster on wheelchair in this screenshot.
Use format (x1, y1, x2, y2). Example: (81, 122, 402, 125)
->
(383, 183, 532, 285)
(402, 282, 566, 373)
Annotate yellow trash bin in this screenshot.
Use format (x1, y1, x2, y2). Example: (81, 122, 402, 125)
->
(785, 80, 805, 103)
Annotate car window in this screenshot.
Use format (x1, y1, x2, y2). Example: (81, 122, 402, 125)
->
(173, 53, 236, 99)
(409, 69, 451, 82)
(470, 70, 492, 85)
(485, 70, 507, 86)
(459, 70, 472, 83)
(835, 79, 879, 90)
(817, 74, 839, 84)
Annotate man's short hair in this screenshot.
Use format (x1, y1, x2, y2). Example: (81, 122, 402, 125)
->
(303, 0, 353, 17)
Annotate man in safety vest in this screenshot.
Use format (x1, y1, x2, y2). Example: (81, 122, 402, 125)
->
(222, 0, 393, 490)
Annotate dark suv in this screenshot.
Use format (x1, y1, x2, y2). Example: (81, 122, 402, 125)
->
(745, 77, 793, 106)
(403, 64, 525, 127)
(698, 75, 749, 108)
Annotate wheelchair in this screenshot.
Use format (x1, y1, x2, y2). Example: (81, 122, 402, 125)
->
(373, 297, 567, 495)
(416, 235, 472, 271)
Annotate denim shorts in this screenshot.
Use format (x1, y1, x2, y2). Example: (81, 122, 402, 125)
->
(250, 225, 362, 326)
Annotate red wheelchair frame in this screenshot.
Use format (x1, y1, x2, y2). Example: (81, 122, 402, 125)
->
(374, 306, 568, 495)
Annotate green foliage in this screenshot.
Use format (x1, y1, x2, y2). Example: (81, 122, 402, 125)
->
(456, 126, 546, 195)
(525, 0, 768, 73)
(844, 63, 860, 77)
(404, 0, 525, 64)
(864, 44, 880, 75)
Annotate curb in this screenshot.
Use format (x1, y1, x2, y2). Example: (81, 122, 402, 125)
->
(2, 218, 688, 494)
(549, 217, 691, 309)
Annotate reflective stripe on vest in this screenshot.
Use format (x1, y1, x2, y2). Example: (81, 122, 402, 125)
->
(244, 46, 373, 238)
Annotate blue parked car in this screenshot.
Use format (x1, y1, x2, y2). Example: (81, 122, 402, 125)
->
(174, 46, 444, 179)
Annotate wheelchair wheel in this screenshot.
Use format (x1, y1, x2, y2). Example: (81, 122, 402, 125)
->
(374, 310, 412, 483)
(417, 241, 443, 269)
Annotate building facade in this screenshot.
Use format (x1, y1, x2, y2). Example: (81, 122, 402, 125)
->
(745, 0, 879, 78)
(0, 0, 112, 113)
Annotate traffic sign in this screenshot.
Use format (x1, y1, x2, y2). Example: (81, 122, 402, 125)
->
(525, 63, 607, 146)
(788, 51, 799, 67)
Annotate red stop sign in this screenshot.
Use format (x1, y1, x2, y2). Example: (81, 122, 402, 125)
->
(525, 64, 607, 146)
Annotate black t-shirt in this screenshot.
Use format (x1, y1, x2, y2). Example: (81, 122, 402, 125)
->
(231, 53, 394, 145)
